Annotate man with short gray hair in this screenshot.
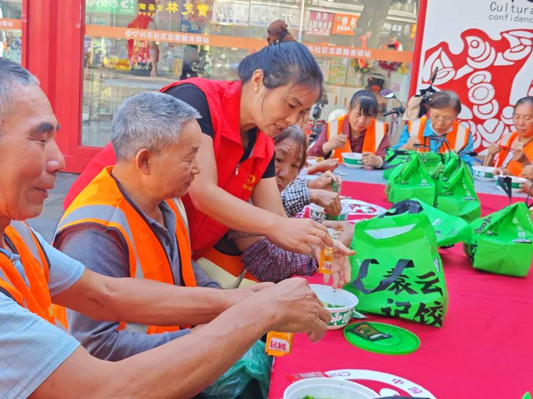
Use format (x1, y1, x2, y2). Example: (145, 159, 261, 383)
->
(54, 91, 222, 360)
(0, 57, 330, 399)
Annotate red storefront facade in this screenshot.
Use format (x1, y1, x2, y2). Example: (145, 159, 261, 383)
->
(5, 0, 426, 172)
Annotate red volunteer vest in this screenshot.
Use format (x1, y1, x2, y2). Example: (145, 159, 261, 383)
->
(161, 78, 274, 259)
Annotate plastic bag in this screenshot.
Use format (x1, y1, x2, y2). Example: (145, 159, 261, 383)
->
(198, 340, 273, 399)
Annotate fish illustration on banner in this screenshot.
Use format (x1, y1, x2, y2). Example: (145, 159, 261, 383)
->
(420, 28, 533, 154)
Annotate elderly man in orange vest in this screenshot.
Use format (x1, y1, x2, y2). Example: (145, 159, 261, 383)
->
(0, 58, 329, 398)
(53, 92, 227, 359)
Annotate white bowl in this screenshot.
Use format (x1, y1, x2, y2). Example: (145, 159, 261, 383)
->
(310, 284, 359, 330)
(342, 152, 363, 169)
(306, 157, 324, 167)
(472, 165, 496, 181)
(284, 377, 378, 399)
(495, 176, 528, 193)
(309, 203, 350, 222)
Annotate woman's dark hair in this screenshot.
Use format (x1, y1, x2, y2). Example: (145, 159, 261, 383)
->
(267, 20, 296, 45)
(428, 90, 462, 114)
(274, 125, 307, 170)
(238, 41, 324, 101)
(349, 90, 378, 118)
(514, 96, 533, 112)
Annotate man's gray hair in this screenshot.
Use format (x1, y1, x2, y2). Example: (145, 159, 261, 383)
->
(0, 58, 40, 122)
(111, 91, 201, 160)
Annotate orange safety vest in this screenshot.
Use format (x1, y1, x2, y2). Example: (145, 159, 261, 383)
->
(409, 116, 470, 153)
(196, 246, 259, 289)
(326, 115, 388, 162)
(56, 166, 197, 334)
(494, 131, 533, 176)
(0, 221, 55, 324)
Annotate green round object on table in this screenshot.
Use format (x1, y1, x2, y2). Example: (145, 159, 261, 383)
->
(343, 321, 420, 355)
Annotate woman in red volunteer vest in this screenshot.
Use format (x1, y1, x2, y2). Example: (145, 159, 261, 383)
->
(64, 40, 333, 262)
(308, 90, 390, 169)
(486, 96, 533, 191)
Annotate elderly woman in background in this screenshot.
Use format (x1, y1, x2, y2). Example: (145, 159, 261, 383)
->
(395, 90, 474, 166)
(486, 96, 533, 179)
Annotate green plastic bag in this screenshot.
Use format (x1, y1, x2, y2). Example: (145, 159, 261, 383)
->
(385, 152, 436, 205)
(434, 152, 461, 190)
(419, 152, 445, 179)
(382, 149, 413, 180)
(345, 213, 448, 327)
(199, 340, 272, 399)
(385, 199, 472, 247)
(464, 202, 533, 277)
(435, 162, 480, 222)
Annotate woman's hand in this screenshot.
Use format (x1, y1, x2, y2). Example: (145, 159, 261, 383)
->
(323, 134, 347, 154)
(322, 240, 354, 288)
(487, 142, 501, 156)
(307, 171, 342, 191)
(511, 141, 526, 162)
(307, 158, 339, 174)
(322, 221, 354, 248)
(362, 152, 383, 168)
(521, 165, 533, 180)
(401, 136, 420, 151)
(266, 217, 332, 254)
(309, 189, 341, 215)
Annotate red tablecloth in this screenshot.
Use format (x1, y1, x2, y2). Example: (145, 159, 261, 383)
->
(269, 181, 533, 399)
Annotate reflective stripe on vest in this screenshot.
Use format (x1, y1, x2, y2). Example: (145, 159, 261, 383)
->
(196, 247, 258, 289)
(362, 119, 388, 153)
(328, 115, 351, 161)
(0, 221, 54, 323)
(328, 116, 387, 160)
(56, 167, 197, 334)
(494, 131, 518, 168)
(414, 117, 469, 153)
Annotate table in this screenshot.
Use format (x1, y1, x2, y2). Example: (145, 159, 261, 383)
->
(269, 177, 533, 398)
(334, 164, 528, 198)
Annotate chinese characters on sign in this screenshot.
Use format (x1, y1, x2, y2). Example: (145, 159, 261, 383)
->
(331, 13, 357, 36)
(249, 5, 300, 29)
(307, 44, 372, 59)
(125, 28, 210, 46)
(307, 11, 333, 35)
(211, 1, 250, 25)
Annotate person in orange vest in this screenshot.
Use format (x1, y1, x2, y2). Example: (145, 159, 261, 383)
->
(63, 41, 340, 269)
(395, 90, 474, 166)
(308, 90, 390, 169)
(53, 92, 227, 360)
(0, 58, 330, 398)
(486, 96, 533, 185)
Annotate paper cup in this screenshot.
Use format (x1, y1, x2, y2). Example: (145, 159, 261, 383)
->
(309, 203, 349, 221)
(284, 377, 378, 399)
(342, 152, 363, 168)
(310, 284, 359, 330)
(472, 165, 495, 181)
(496, 176, 528, 193)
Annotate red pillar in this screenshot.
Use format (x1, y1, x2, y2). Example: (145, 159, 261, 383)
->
(23, 0, 87, 172)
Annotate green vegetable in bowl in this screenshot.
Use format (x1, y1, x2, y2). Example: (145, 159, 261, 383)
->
(321, 300, 344, 308)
